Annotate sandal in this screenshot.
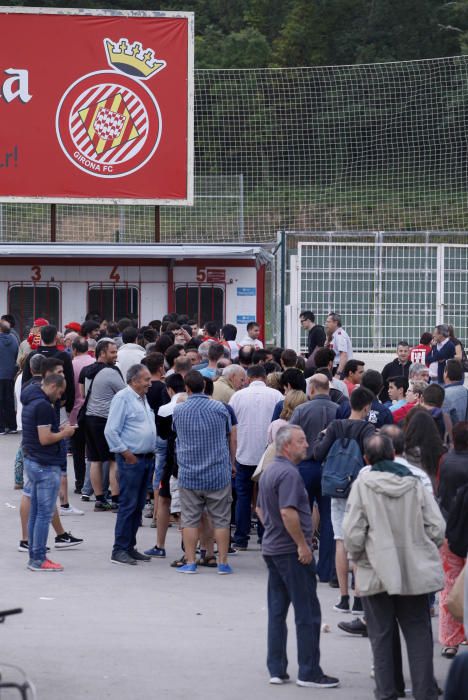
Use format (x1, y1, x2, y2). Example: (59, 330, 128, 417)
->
(170, 555, 187, 568)
(197, 555, 217, 568)
(441, 646, 458, 659)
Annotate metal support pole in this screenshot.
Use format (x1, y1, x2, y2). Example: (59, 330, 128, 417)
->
(154, 205, 160, 243)
(50, 204, 56, 242)
(280, 229, 286, 347)
(239, 173, 244, 241)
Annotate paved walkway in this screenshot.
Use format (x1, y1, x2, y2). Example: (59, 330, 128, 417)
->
(0, 434, 454, 699)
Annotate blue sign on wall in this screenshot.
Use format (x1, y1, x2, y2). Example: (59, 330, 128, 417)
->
(236, 315, 256, 324)
(237, 287, 256, 296)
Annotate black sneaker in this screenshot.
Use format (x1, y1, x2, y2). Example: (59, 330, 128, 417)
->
(337, 617, 368, 637)
(18, 541, 50, 553)
(328, 576, 339, 588)
(351, 597, 363, 615)
(94, 501, 112, 512)
(81, 494, 91, 502)
(111, 550, 137, 566)
(333, 598, 350, 613)
(129, 549, 151, 562)
(110, 502, 119, 512)
(297, 675, 340, 688)
(55, 532, 84, 548)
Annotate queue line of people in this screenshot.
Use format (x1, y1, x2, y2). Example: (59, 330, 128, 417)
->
(1, 310, 467, 696)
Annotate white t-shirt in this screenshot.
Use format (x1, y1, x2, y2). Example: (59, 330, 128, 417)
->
(238, 336, 264, 349)
(330, 328, 353, 366)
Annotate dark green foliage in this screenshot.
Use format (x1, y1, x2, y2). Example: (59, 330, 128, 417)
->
(6, 0, 468, 67)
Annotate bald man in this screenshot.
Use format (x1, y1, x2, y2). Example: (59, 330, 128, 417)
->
(289, 373, 338, 582)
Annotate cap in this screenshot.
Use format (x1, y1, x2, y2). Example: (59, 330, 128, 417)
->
(33, 318, 49, 327)
(65, 322, 82, 333)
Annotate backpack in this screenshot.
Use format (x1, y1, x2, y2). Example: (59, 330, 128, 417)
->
(446, 483, 468, 558)
(321, 421, 366, 499)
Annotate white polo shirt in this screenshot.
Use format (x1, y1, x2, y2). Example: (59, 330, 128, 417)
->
(330, 328, 353, 367)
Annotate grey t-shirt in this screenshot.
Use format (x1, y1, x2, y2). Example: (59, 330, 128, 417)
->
(258, 456, 313, 556)
(85, 367, 126, 419)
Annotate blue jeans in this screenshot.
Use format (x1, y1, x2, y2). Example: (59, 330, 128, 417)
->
(234, 462, 263, 547)
(298, 459, 334, 582)
(264, 553, 323, 682)
(113, 454, 154, 554)
(24, 458, 61, 564)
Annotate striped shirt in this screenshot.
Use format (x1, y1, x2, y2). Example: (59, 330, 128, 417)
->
(172, 394, 232, 491)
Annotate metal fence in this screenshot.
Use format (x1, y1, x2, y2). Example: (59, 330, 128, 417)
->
(284, 232, 468, 352)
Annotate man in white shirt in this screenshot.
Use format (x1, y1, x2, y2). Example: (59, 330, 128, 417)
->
(229, 364, 282, 549)
(116, 326, 145, 380)
(238, 322, 264, 349)
(325, 313, 353, 376)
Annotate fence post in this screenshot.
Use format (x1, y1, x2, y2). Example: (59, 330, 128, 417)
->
(280, 229, 286, 347)
(374, 232, 383, 351)
(239, 173, 244, 241)
(436, 243, 444, 325)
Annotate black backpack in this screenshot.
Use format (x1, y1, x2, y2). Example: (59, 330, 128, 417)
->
(445, 483, 468, 558)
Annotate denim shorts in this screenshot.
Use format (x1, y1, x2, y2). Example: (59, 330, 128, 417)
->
(23, 479, 32, 498)
(152, 436, 167, 489)
(331, 498, 347, 540)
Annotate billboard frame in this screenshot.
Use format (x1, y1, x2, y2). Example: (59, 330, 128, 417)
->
(0, 5, 194, 206)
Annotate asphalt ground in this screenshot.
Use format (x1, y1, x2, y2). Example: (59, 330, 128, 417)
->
(0, 433, 458, 699)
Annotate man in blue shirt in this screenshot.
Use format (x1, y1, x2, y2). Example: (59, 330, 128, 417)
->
(105, 364, 157, 566)
(22, 373, 76, 572)
(172, 370, 233, 575)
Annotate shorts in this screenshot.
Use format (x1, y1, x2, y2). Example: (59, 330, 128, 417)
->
(152, 436, 167, 489)
(84, 415, 114, 463)
(23, 479, 31, 498)
(179, 484, 232, 529)
(169, 476, 180, 514)
(159, 465, 172, 499)
(331, 498, 347, 540)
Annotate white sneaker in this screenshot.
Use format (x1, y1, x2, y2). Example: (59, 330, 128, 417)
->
(60, 504, 84, 516)
(269, 676, 290, 685)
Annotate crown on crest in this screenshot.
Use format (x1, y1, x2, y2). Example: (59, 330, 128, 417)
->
(104, 38, 166, 80)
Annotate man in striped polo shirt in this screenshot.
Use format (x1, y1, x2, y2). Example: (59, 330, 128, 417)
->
(172, 370, 233, 575)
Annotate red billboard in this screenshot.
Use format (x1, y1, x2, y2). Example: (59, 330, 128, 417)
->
(0, 8, 194, 204)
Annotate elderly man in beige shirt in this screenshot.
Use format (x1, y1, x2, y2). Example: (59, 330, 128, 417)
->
(212, 364, 246, 404)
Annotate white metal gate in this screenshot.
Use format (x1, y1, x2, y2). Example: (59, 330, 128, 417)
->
(296, 242, 468, 352)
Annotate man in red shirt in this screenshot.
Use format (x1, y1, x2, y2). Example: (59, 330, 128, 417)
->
(391, 381, 428, 424)
(410, 332, 432, 365)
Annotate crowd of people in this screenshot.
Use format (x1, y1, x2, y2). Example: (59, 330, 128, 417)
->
(0, 309, 467, 696)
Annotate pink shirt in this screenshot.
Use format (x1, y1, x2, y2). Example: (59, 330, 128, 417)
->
(69, 353, 94, 425)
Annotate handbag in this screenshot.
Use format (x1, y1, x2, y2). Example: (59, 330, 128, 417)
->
(446, 563, 466, 623)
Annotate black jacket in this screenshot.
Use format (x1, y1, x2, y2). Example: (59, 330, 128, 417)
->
(380, 359, 411, 403)
(312, 419, 376, 463)
(22, 346, 75, 414)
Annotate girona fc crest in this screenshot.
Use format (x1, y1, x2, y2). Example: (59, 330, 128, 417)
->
(56, 39, 165, 178)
